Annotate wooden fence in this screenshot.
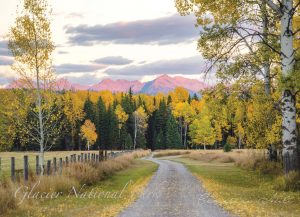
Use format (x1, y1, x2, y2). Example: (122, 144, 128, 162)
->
(0, 150, 128, 182)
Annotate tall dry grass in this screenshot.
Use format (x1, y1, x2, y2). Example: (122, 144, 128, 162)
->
(153, 150, 191, 158)
(0, 150, 150, 215)
(184, 149, 284, 175)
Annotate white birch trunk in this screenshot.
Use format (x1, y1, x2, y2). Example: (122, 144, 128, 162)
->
(184, 124, 188, 149)
(280, 0, 298, 173)
(262, 0, 271, 95)
(134, 115, 137, 150)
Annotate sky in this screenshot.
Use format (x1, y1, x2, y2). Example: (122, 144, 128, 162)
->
(0, 0, 214, 87)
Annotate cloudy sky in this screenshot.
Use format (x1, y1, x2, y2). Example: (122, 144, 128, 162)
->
(0, 0, 213, 87)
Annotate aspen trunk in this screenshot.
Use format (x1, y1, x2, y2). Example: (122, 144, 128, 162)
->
(134, 115, 137, 150)
(280, 0, 298, 173)
(262, 0, 271, 96)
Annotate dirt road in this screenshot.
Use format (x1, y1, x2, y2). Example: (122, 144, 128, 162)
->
(118, 157, 233, 217)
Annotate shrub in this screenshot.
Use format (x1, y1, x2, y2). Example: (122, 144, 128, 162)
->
(254, 159, 282, 175)
(223, 143, 232, 152)
(274, 171, 300, 191)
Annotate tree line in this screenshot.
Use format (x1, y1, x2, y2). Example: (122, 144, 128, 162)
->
(1, 82, 296, 154)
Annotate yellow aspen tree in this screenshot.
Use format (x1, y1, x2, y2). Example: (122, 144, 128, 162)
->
(80, 119, 97, 151)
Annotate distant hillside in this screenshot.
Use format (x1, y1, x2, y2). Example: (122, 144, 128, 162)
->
(7, 74, 209, 94)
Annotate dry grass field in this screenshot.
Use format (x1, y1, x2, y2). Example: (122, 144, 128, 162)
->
(0, 150, 113, 177)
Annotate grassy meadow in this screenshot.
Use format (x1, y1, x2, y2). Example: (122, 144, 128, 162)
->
(155, 150, 300, 217)
(0, 151, 113, 178)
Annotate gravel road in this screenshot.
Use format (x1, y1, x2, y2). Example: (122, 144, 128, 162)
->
(118, 157, 233, 217)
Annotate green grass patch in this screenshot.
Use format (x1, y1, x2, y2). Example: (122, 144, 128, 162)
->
(172, 157, 300, 217)
(4, 159, 158, 217)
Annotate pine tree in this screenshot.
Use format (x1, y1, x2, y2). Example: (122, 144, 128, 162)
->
(188, 94, 192, 104)
(106, 105, 118, 150)
(83, 95, 96, 123)
(155, 130, 164, 150)
(125, 133, 133, 149)
(96, 97, 106, 149)
(192, 93, 199, 101)
(166, 113, 182, 149)
(167, 95, 172, 105)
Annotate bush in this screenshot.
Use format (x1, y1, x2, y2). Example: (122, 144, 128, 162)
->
(274, 171, 300, 191)
(223, 143, 232, 152)
(254, 159, 282, 175)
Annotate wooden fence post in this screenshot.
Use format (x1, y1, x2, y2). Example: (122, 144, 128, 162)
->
(53, 157, 57, 175)
(74, 154, 77, 163)
(11, 157, 15, 182)
(105, 150, 107, 160)
(66, 156, 69, 166)
(59, 158, 63, 175)
(47, 160, 51, 176)
(96, 155, 99, 163)
(100, 150, 104, 161)
(24, 155, 28, 182)
(88, 153, 90, 161)
(81, 153, 84, 162)
(84, 153, 87, 162)
(36, 155, 39, 175)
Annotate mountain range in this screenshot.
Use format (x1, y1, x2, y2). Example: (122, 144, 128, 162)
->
(8, 74, 209, 95)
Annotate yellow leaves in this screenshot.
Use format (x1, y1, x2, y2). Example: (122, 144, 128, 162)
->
(133, 106, 148, 129)
(172, 102, 196, 124)
(170, 87, 189, 103)
(189, 115, 215, 146)
(190, 99, 205, 113)
(80, 119, 97, 146)
(115, 105, 128, 129)
(63, 92, 84, 128)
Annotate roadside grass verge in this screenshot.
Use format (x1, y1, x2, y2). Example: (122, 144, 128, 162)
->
(0, 150, 153, 216)
(173, 157, 300, 217)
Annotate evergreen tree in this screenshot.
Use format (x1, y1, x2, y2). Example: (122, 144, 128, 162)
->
(106, 105, 118, 150)
(146, 111, 157, 150)
(167, 95, 172, 105)
(192, 93, 199, 101)
(96, 97, 107, 149)
(125, 133, 133, 149)
(83, 95, 95, 123)
(166, 113, 182, 149)
(155, 130, 164, 150)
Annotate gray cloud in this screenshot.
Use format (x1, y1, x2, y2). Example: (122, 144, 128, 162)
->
(57, 50, 69, 54)
(65, 14, 199, 45)
(104, 56, 207, 76)
(93, 56, 133, 65)
(0, 41, 12, 57)
(0, 57, 13, 65)
(65, 12, 84, 19)
(61, 74, 98, 85)
(55, 63, 107, 74)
